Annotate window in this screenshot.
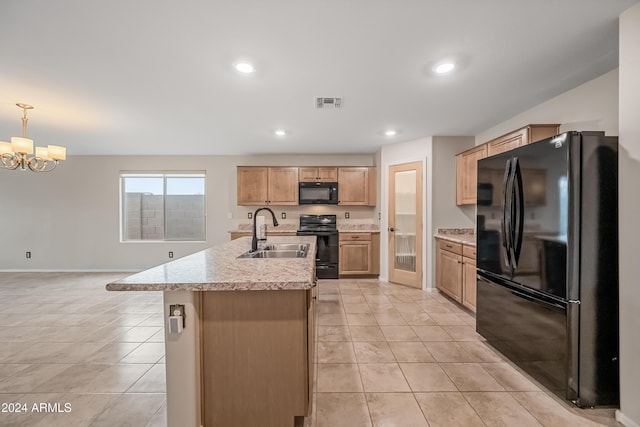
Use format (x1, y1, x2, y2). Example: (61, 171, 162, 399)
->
(120, 173, 206, 241)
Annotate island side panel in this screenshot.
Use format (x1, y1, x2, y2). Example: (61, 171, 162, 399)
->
(201, 290, 308, 427)
(164, 291, 202, 427)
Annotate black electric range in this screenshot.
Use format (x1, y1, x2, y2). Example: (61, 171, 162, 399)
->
(297, 214, 339, 279)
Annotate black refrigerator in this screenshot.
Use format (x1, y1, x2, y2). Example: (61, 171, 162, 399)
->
(476, 131, 619, 407)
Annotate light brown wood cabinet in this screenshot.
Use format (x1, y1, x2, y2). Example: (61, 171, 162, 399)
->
(456, 124, 559, 206)
(339, 232, 380, 276)
(435, 238, 476, 312)
(456, 145, 488, 205)
(299, 167, 338, 182)
(461, 245, 477, 312)
(238, 165, 377, 206)
(201, 288, 315, 426)
(337, 167, 376, 206)
(307, 286, 317, 411)
(436, 240, 463, 301)
(237, 166, 299, 206)
(487, 124, 560, 156)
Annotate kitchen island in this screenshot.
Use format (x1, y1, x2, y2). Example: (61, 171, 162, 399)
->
(106, 236, 317, 427)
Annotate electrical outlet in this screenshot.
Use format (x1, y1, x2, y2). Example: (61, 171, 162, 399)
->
(26, 251, 31, 259)
(281, 212, 287, 219)
(169, 304, 186, 328)
(169, 251, 174, 258)
(345, 212, 350, 219)
(248, 212, 253, 219)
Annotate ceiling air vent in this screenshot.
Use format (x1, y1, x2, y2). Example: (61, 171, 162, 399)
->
(315, 97, 343, 109)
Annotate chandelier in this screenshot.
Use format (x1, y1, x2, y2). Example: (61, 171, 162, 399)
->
(0, 103, 66, 172)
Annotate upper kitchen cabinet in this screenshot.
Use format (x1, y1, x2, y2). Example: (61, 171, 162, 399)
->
(237, 166, 299, 206)
(456, 145, 487, 205)
(456, 124, 559, 205)
(299, 167, 338, 182)
(486, 124, 560, 156)
(337, 167, 376, 206)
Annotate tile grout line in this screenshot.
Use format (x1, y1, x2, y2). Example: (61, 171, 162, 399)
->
(340, 282, 375, 426)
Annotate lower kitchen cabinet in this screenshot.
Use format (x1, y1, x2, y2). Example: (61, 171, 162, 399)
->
(461, 244, 477, 312)
(339, 232, 380, 277)
(435, 238, 476, 312)
(201, 288, 315, 425)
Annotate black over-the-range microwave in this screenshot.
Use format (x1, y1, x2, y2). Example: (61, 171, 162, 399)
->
(299, 182, 339, 205)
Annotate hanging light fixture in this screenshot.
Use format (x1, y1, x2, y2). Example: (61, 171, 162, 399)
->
(0, 103, 66, 172)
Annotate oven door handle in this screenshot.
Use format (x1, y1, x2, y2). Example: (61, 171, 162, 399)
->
(297, 231, 338, 236)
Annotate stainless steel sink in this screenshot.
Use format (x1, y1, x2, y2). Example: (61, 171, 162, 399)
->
(262, 243, 310, 252)
(244, 250, 307, 258)
(237, 243, 310, 259)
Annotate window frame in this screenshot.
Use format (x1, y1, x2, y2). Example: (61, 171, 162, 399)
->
(119, 171, 207, 243)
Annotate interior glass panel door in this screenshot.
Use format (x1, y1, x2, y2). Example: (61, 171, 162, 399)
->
(388, 162, 422, 288)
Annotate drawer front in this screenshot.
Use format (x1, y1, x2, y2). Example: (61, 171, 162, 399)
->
(463, 244, 476, 259)
(340, 233, 371, 241)
(438, 239, 462, 255)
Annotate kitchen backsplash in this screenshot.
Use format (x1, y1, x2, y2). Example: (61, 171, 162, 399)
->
(231, 205, 378, 223)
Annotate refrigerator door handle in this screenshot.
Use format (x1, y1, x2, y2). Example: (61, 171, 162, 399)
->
(512, 157, 525, 267)
(509, 167, 517, 267)
(501, 159, 514, 268)
(511, 289, 566, 312)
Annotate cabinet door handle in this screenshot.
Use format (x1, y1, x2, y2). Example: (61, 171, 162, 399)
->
(388, 227, 396, 232)
(352, 236, 360, 239)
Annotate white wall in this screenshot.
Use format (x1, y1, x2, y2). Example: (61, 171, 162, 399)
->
(475, 69, 619, 144)
(431, 136, 475, 230)
(378, 136, 476, 289)
(617, 4, 640, 426)
(0, 153, 375, 271)
(431, 136, 475, 285)
(379, 137, 432, 288)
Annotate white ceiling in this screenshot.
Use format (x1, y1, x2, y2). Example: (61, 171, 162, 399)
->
(0, 0, 637, 156)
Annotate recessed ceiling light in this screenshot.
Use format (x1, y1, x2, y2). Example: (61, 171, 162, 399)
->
(235, 62, 255, 74)
(433, 62, 455, 74)
(274, 129, 286, 137)
(384, 130, 397, 137)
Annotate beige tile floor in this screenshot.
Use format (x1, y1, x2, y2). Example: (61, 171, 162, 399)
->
(0, 272, 166, 427)
(311, 278, 620, 427)
(0, 273, 620, 427)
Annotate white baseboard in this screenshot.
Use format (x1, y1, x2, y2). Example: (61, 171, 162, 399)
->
(616, 410, 640, 427)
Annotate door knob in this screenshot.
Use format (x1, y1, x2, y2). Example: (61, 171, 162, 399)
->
(388, 227, 396, 232)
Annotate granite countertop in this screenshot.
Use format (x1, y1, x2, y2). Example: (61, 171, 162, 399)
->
(337, 223, 380, 233)
(106, 236, 317, 292)
(230, 223, 380, 233)
(434, 228, 476, 246)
